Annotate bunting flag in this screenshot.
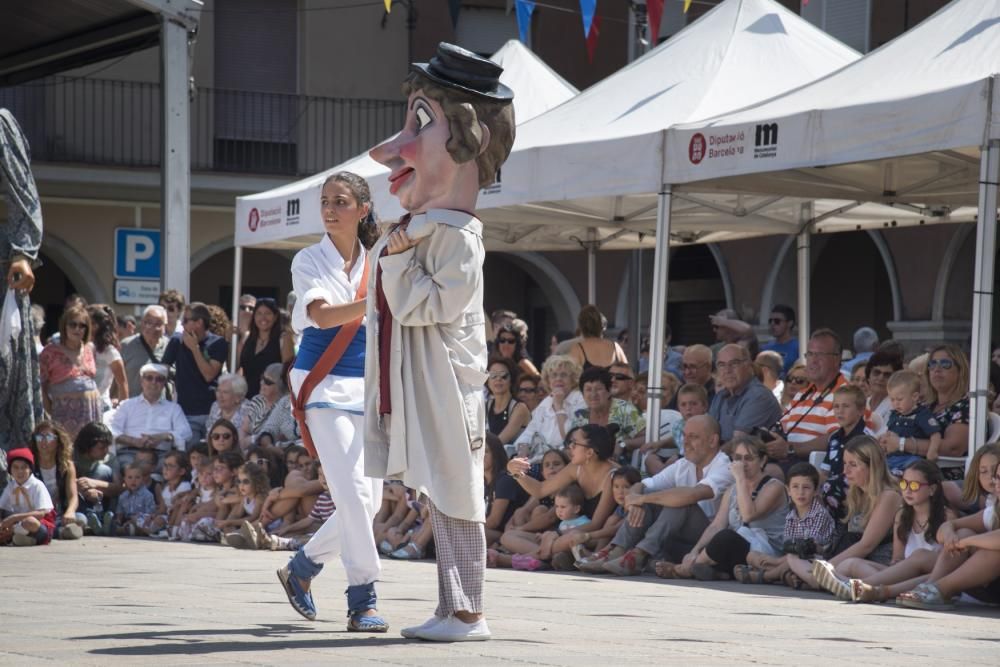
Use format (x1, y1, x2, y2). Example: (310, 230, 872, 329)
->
(580, 0, 597, 38)
(683, 0, 692, 13)
(515, 0, 535, 44)
(448, 0, 462, 27)
(383, 0, 391, 13)
(585, 13, 602, 63)
(647, 0, 664, 47)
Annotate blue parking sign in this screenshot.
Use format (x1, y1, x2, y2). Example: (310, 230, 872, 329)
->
(115, 228, 161, 279)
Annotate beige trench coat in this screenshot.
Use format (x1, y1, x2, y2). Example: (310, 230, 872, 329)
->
(364, 209, 488, 523)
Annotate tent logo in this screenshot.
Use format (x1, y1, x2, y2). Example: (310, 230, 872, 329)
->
(248, 208, 260, 232)
(689, 133, 706, 164)
(754, 123, 778, 159)
(286, 198, 301, 226)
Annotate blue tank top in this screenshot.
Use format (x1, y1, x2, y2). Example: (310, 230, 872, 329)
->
(293, 325, 366, 377)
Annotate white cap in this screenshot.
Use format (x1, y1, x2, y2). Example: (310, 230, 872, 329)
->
(139, 362, 169, 378)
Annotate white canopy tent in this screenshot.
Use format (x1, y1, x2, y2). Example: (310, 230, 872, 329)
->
(469, 0, 975, 438)
(655, 0, 1000, 458)
(229, 40, 579, 365)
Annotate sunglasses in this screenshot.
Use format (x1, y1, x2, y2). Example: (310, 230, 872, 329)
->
(260, 377, 277, 386)
(768, 318, 786, 325)
(240, 305, 254, 313)
(611, 373, 634, 381)
(162, 304, 180, 313)
(237, 478, 252, 485)
(927, 358, 955, 370)
(682, 363, 707, 371)
(899, 479, 931, 492)
(211, 432, 233, 441)
(34, 432, 57, 443)
(787, 376, 808, 385)
(488, 371, 510, 381)
(67, 321, 88, 330)
(498, 337, 517, 344)
(142, 375, 167, 383)
(869, 368, 894, 378)
(517, 386, 539, 394)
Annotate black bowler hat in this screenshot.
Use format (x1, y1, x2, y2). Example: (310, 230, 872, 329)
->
(410, 42, 514, 101)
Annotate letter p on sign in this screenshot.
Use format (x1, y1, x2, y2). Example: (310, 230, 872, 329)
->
(126, 236, 155, 272)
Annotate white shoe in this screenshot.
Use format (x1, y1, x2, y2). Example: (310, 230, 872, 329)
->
(415, 616, 491, 642)
(400, 615, 444, 639)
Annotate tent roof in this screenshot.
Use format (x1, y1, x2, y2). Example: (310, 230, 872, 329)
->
(479, 0, 859, 209)
(663, 0, 1000, 206)
(234, 40, 579, 249)
(0, 0, 163, 86)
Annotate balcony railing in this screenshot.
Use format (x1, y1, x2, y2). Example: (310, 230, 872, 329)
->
(0, 76, 406, 176)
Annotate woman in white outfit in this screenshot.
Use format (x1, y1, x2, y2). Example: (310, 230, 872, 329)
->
(276, 172, 387, 633)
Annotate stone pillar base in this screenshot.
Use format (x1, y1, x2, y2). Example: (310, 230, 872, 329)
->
(885, 320, 971, 356)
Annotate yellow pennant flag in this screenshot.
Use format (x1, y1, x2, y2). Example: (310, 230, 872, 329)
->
(683, 0, 692, 12)
(384, 0, 392, 12)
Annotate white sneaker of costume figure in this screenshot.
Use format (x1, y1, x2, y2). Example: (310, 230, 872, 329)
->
(401, 615, 491, 642)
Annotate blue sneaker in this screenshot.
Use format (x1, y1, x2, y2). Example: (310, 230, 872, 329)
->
(276, 564, 317, 621)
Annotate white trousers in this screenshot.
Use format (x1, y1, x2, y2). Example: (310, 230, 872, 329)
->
(301, 407, 383, 586)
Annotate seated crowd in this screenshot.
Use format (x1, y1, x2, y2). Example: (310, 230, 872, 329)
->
(2, 295, 999, 614)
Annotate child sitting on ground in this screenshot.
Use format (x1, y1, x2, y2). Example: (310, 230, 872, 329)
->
(374, 482, 413, 551)
(178, 450, 242, 542)
(572, 466, 642, 564)
(114, 463, 156, 536)
(504, 484, 590, 571)
(219, 462, 269, 547)
(144, 451, 191, 537)
(258, 458, 323, 532)
(0, 448, 56, 546)
(169, 461, 217, 540)
(738, 463, 835, 586)
(820, 384, 872, 520)
(237, 462, 336, 551)
(134, 449, 159, 492)
(378, 489, 425, 556)
(186, 443, 209, 486)
(880, 370, 943, 476)
(642, 383, 708, 476)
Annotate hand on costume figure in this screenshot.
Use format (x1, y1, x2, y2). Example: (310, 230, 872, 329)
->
(7, 258, 34, 293)
(385, 227, 423, 256)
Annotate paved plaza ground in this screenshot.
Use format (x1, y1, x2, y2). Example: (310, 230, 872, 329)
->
(1, 537, 996, 665)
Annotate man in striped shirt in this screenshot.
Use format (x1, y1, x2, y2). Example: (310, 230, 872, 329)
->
(765, 329, 849, 466)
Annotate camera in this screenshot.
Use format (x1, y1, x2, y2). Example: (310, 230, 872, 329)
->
(782, 537, 817, 559)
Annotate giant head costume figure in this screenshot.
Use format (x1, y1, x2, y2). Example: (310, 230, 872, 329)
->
(370, 43, 515, 214)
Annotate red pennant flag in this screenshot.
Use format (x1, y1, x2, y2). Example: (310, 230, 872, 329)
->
(647, 0, 663, 47)
(586, 14, 602, 63)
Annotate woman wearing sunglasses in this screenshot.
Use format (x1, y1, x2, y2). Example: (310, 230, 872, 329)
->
(485, 356, 531, 446)
(863, 349, 903, 434)
(38, 305, 102, 439)
(493, 323, 539, 379)
(29, 420, 83, 540)
(878, 345, 970, 481)
(236, 298, 294, 399)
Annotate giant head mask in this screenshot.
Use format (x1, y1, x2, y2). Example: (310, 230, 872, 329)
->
(370, 43, 515, 214)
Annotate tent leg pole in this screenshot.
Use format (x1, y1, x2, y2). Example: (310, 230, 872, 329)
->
(161, 16, 191, 300)
(969, 139, 1000, 466)
(796, 204, 812, 357)
(587, 229, 597, 305)
(645, 186, 673, 448)
(230, 245, 243, 371)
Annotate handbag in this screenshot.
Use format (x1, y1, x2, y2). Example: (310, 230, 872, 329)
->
(288, 254, 369, 458)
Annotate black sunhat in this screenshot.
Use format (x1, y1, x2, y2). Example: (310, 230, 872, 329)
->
(410, 42, 514, 101)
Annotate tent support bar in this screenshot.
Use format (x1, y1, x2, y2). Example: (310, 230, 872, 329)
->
(645, 186, 672, 447)
(797, 204, 812, 357)
(587, 229, 597, 304)
(806, 201, 861, 228)
(230, 245, 243, 371)
(968, 138, 1000, 466)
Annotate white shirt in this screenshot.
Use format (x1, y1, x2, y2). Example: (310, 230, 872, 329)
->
(94, 345, 122, 408)
(110, 394, 193, 452)
(289, 234, 366, 413)
(514, 390, 587, 462)
(642, 449, 735, 519)
(0, 475, 54, 514)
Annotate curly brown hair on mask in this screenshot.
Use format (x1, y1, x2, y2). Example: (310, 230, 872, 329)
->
(401, 72, 515, 188)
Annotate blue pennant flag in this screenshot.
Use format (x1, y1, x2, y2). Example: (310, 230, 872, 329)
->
(579, 0, 596, 38)
(515, 0, 535, 44)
